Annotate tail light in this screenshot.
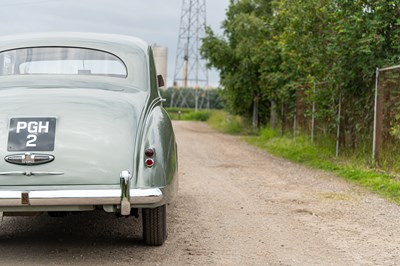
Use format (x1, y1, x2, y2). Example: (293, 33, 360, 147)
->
(145, 148, 154, 157)
(145, 148, 154, 168)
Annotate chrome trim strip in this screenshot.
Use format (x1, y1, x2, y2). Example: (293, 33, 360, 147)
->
(26, 171, 64, 176)
(0, 171, 64, 176)
(0, 188, 163, 206)
(0, 171, 26, 175)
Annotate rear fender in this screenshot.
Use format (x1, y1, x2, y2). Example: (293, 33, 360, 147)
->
(135, 106, 177, 190)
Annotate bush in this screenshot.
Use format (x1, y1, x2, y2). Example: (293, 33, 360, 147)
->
(181, 111, 211, 121)
(165, 108, 211, 121)
(207, 110, 244, 134)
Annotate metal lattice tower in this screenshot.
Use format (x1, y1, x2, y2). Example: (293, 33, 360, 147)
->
(171, 0, 209, 109)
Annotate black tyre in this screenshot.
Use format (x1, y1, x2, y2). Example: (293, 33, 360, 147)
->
(142, 205, 167, 246)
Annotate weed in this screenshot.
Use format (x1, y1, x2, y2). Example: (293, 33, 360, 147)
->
(207, 110, 244, 134)
(181, 111, 210, 121)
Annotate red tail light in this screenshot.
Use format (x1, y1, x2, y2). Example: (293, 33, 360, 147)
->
(145, 148, 155, 168)
(145, 148, 154, 157)
(145, 158, 154, 168)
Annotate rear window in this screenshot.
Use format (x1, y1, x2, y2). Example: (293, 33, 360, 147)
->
(0, 47, 128, 78)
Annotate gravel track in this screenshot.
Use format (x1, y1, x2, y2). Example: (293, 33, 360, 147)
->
(0, 121, 399, 265)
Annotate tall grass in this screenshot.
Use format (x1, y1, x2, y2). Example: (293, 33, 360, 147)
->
(207, 110, 244, 134)
(377, 144, 400, 174)
(245, 129, 330, 165)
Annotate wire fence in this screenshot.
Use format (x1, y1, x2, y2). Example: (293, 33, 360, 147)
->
(271, 80, 379, 162)
(373, 65, 400, 167)
(274, 65, 400, 166)
(278, 81, 343, 156)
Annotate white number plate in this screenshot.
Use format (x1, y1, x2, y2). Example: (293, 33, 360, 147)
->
(7, 118, 56, 151)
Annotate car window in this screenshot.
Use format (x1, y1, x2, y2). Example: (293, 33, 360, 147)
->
(0, 47, 128, 78)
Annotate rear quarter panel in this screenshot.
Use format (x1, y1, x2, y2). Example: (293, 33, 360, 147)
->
(135, 106, 178, 197)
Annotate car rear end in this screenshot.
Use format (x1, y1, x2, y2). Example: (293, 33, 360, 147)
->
(0, 33, 178, 246)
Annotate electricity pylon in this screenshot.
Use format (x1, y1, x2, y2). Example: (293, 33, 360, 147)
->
(171, 0, 209, 110)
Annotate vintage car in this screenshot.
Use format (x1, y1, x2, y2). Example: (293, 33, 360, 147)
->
(0, 33, 178, 246)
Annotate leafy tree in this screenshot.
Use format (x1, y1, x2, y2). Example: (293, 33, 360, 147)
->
(202, 0, 400, 150)
(201, 0, 273, 124)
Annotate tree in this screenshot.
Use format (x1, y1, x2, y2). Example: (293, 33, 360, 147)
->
(201, 0, 273, 125)
(202, 0, 400, 150)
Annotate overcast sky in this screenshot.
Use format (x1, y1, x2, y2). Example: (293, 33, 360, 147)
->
(0, 0, 229, 86)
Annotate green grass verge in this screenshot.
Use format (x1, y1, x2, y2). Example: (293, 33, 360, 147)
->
(207, 110, 244, 134)
(166, 108, 243, 131)
(165, 108, 211, 121)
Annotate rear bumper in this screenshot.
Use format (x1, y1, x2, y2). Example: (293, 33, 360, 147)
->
(0, 188, 163, 207)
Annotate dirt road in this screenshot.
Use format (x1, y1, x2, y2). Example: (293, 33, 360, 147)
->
(0, 121, 400, 265)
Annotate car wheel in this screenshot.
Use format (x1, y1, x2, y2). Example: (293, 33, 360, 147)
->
(142, 205, 167, 246)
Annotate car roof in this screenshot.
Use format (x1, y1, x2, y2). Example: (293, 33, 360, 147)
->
(0, 32, 149, 54)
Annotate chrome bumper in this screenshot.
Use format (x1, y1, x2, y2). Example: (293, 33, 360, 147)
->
(0, 188, 163, 206)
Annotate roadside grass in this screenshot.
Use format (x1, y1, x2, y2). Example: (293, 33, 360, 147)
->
(377, 145, 400, 174)
(166, 108, 244, 133)
(165, 107, 211, 121)
(203, 110, 400, 204)
(207, 110, 245, 134)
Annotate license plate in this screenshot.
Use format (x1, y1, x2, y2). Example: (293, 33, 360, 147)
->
(8, 118, 57, 151)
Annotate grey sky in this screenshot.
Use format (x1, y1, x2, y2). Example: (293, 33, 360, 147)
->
(0, 0, 229, 86)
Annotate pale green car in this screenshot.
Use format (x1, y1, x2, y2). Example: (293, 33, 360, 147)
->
(0, 33, 178, 246)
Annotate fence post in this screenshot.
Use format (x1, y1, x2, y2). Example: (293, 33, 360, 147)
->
(311, 82, 316, 143)
(194, 88, 199, 111)
(336, 92, 342, 158)
(281, 102, 285, 136)
(270, 100, 277, 129)
(293, 105, 297, 137)
(373, 67, 380, 161)
(252, 96, 259, 129)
